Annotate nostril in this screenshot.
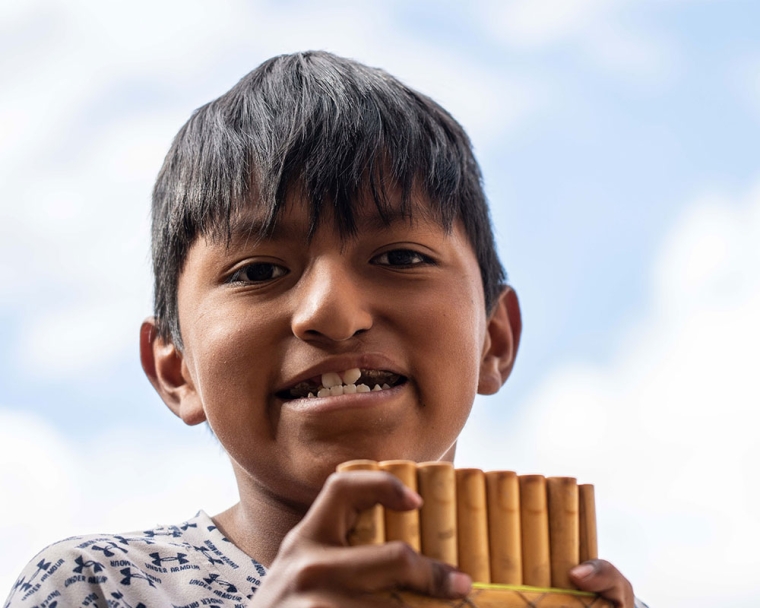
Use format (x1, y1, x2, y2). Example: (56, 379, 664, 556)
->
(292, 310, 373, 342)
(290, 268, 373, 341)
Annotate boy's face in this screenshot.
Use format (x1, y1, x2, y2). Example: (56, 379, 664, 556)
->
(144, 193, 519, 509)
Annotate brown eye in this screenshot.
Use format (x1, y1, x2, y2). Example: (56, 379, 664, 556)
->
(372, 249, 431, 267)
(230, 263, 287, 283)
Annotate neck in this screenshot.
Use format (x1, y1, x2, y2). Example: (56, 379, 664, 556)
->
(211, 465, 309, 567)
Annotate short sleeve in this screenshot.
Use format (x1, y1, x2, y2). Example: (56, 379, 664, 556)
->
(4, 540, 166, 608)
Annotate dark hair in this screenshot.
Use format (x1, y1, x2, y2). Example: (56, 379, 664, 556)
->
(152, 51, 505, 348)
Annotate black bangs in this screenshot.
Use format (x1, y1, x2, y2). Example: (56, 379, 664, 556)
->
(152, 51, 505, 347)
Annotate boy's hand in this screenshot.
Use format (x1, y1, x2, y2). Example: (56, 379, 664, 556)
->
(570, 560, 636, 608)
(249, 470, 472, 607)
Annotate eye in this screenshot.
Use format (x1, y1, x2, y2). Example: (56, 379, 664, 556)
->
(229, 262, 288, 284)
(372, 249, 433, 267)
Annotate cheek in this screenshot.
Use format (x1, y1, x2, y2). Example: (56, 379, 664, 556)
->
(185, 305, 279, 429)
(402, 278, 486, 405)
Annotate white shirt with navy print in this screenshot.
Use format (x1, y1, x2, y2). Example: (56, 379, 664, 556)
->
(4, 511, 267, 608)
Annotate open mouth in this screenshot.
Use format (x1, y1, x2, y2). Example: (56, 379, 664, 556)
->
(277, 367, 406, 400)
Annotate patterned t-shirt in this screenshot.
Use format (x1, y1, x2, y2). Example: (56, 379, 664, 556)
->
(3, 511, 267, 608)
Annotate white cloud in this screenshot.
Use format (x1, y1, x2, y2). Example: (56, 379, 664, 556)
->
(480, 0, 613, 50)
(580, 21, 678, 88)
(457, 180, 760, 607)
(18, 301, 142, 376)
(0, 409, 238, 594)
(0, 111, 162, 375)
(477, 0, 678, 87)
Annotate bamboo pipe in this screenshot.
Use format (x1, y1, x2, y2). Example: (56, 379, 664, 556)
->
(546, 477, 579, 589)
(417, 462, 458, 566)
(519, 475, 551, 587)
(579, 484, 598, 562)
(485, 470, 522, 584)
(456, 468, 491, 582)
(380, 460, 421, 551)
(333, 460, 610, 607)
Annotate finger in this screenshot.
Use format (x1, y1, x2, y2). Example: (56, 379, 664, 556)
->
(287, 541, 471, 600)
(569, 560, 635, 608)
(298, 470, 422, 544)
(345, 542, 472, 599)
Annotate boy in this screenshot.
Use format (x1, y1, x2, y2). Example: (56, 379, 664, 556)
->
(5, 51, 638, 608)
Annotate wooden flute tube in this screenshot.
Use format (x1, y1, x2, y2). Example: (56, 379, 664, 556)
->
(547, 477, 579, 589)
(379, 460, 421, 552)
(417, 462, 458, 566)
(579, 484, 598, 562)
(485, 471, 522, 584)
(336, 459, 385, 545)
(519, 475, 551, 587)
(456, 468, 491, 582)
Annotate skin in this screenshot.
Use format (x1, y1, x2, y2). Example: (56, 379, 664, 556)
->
(140, 194, 635, 607)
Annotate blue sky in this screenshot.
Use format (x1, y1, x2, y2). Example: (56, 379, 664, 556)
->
(2, 2, 760, 606)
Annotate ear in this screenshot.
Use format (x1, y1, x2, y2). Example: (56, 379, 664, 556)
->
(477, 286, 522, 395)
(139, 318, 207, 425)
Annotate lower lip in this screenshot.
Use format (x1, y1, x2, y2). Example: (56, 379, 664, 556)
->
(279, 383, 406, 413)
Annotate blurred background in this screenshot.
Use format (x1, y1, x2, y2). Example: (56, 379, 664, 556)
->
(2, 1, 759, 606)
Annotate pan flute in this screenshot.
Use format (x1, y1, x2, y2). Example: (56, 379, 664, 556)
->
(336, 460, 612, 608)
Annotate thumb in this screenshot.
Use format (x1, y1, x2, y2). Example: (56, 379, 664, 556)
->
(570, 560, 634, 608)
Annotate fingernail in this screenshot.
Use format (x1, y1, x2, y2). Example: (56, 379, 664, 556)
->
(571, 563, 595, 579)
(447, 571, 472, 596)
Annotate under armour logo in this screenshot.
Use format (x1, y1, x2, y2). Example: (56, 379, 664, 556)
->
(73, 556, 104, 574)
(91, 542, 128, 557)
(149, 552, 189, 567)
(113, 534, 154, 546)
(18, 579, 33, 593)
(192, 545, 224, 566)
(119, 567, 156, 588)
(203, 573, 237, 593)
(12, 576, 28, 592)
(19, 559, 54, 588)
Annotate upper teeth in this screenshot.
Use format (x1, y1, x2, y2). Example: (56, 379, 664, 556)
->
(321, 372, 343, 388)
(343, 368, 362, 384)
(321, 368, 367, 388)
(303, 368, 395, 398)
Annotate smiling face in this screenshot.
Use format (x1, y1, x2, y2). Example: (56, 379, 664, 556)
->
(143, 193, 520, 512)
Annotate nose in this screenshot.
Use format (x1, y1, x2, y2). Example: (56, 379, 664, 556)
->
(291, 257, 373, 343)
